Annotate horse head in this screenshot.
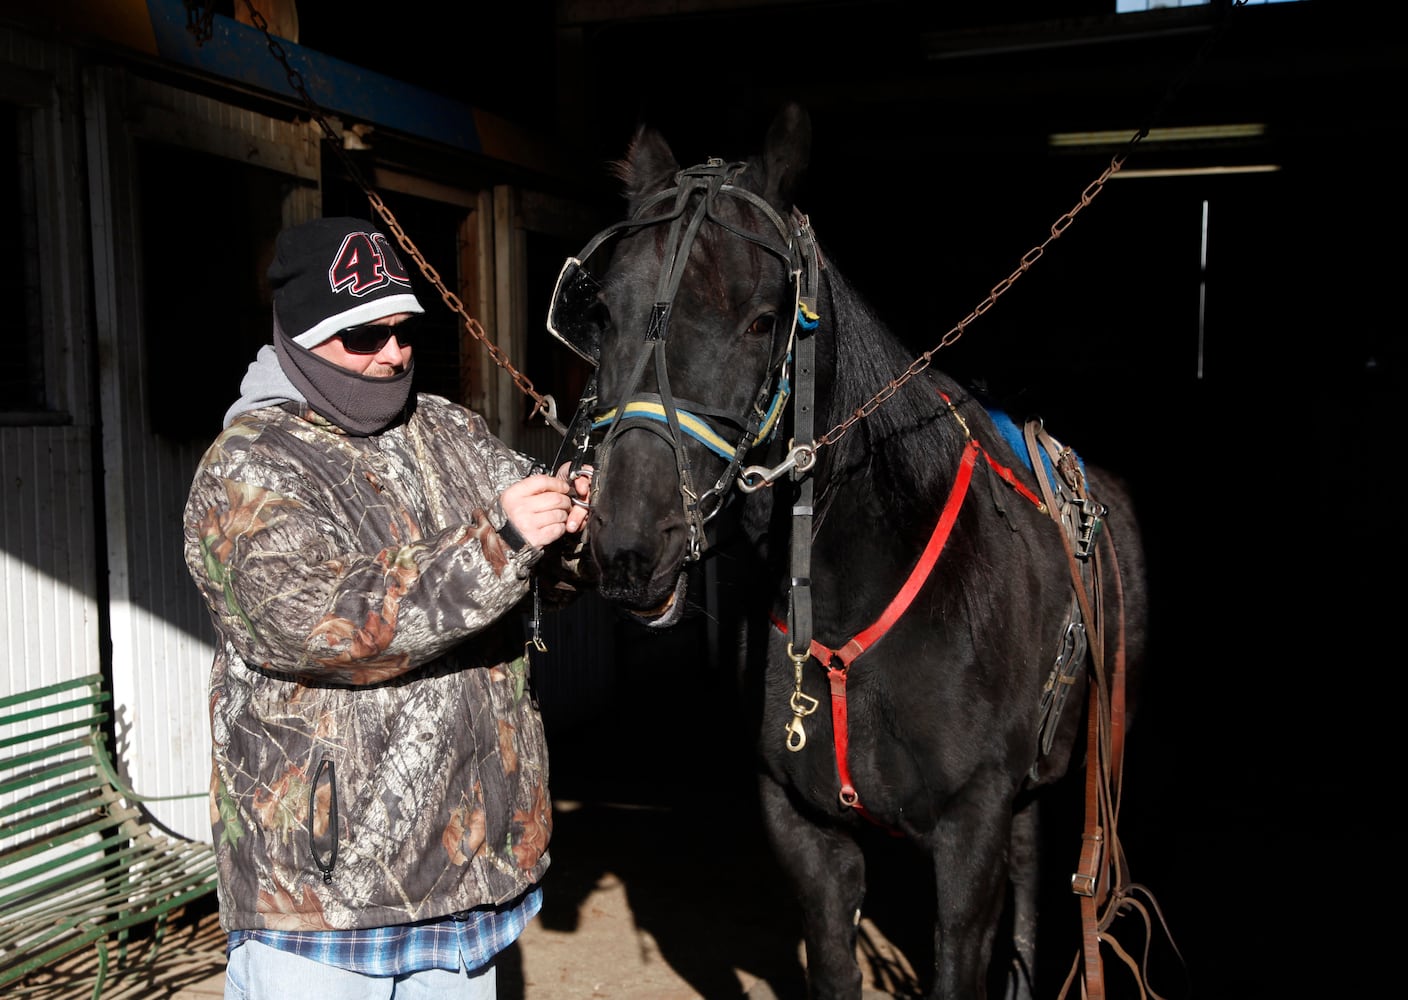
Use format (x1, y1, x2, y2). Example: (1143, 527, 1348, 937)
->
(552, 105, 816, 625)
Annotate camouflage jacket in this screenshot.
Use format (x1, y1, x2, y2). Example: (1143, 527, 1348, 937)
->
(183, 393, 578, 932)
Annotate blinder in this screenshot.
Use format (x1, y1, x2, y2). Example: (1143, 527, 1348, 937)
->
(545, 259, 604, 367)
(546, 157, 821, 550)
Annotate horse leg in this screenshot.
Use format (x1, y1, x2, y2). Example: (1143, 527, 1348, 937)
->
(759, 775, 867, 1000)
(926, 783, 1016, 999)
(1003, 797, 1039, 1000)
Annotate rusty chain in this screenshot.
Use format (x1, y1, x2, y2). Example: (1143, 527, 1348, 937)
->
(223, 0, 564, 433)
(206, 0, 1245, 450)
(817, 156, 1128, 449)
(816, 0, 1247, 454)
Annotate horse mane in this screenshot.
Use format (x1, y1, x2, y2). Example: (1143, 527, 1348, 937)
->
(819, 258, 975, 512)
(814, 253, 1014, 645)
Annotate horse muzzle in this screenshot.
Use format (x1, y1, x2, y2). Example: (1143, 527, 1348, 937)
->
(627, 571, 689, 629)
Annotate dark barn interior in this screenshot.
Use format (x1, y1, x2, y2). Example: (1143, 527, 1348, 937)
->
(6, 1, 1395, 996)
(293, 2, 1398, 996)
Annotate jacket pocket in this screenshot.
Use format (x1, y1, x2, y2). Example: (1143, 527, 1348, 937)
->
(308, 756, 339, 883)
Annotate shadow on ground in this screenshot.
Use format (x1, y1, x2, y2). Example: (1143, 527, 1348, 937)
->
(498, 470, 1395, 1000)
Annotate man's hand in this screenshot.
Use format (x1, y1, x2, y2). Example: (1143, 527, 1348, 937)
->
(499, 463, 593, 550)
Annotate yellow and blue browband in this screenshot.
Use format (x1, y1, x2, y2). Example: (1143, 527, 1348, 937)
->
(592, 376, 790, 463)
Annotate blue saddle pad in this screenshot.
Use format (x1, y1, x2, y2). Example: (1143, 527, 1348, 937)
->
(987, 408, 1084, 489)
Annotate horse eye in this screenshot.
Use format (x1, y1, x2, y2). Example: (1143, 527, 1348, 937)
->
(746, 314, 776, 337)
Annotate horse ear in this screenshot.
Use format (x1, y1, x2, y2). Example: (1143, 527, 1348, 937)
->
(612, 125, 681, 210)
(763, 102, 811, 209)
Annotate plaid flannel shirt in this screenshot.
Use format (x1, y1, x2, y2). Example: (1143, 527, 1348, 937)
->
(227, 886, 541, 975)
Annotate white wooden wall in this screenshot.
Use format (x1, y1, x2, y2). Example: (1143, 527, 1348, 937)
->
(0, 427, 99, 695)
(79, 67, 323, 841)
(0, 27, 111, 840)
(1, 18, 610, 848)
(2, 50, 318, 843)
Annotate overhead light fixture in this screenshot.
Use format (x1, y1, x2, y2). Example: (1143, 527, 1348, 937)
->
(1110, 164, 1281, 179)
(1048, 123, 1267, 148)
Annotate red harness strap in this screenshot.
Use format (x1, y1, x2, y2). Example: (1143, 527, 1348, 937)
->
(979, 447, 1045, 510)
(820, 439, 978, 815)
(771, 439, 979, 825)
(819, 440, 981, 672)
(775, 433, 1045, 822)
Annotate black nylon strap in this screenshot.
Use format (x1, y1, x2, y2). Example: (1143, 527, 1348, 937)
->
(788, 318, 818, 654)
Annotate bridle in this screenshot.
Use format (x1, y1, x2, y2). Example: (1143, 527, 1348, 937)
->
(548, 157, 820, 561)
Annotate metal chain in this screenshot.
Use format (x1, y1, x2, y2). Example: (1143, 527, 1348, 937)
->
(817, 156, 1127, 449)
(232, 0, 564, 433)
(222, 0, 1246, 449)
(816, 0, 1248, 454)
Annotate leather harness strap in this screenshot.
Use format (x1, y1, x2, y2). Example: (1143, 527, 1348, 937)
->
(1022, 419, 1132, 1000)
(774, 396, 1149, 995)
(778, 420, 1046, 826)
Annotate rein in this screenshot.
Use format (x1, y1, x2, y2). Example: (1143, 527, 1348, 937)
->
(1021, 424, 1171, 1000)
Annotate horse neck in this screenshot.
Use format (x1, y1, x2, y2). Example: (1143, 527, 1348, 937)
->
(809, 269, 974, 517)
(734, 264, 981, 582)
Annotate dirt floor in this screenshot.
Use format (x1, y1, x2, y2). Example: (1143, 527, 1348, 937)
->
(499, 795, 916, 1000)
(502, 620, 924, 1000)
(17, 599, 1362, 1000)
(497, 612, 1121, 1000)
(17, 687, 1339, 1000)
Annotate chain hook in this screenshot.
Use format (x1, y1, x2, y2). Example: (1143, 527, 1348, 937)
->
(740, 442, 817, 493)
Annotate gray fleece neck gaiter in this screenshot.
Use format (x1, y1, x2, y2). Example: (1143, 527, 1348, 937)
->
(273, 316, 414, 436)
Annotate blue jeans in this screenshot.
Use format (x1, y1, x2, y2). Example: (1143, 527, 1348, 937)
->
(224, 939, 497, 999)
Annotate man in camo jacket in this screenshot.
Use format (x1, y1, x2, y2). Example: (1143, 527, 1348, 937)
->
(182, 217, 591, 999)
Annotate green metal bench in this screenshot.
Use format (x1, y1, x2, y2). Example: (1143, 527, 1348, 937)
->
(0, 673, 218, 998)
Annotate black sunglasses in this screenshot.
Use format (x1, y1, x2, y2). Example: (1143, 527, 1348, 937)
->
(337, 321, 412, 354)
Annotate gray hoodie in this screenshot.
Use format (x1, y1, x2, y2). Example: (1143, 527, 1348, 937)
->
(223, 345, 301, 428)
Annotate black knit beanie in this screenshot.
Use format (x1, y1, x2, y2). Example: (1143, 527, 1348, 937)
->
(269, 217, 423, 347)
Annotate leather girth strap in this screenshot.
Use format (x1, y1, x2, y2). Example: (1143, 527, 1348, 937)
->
(1022, 420, 1130, 1000)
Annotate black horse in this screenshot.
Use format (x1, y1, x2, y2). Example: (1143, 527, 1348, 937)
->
(549, 103, 1150, 999)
